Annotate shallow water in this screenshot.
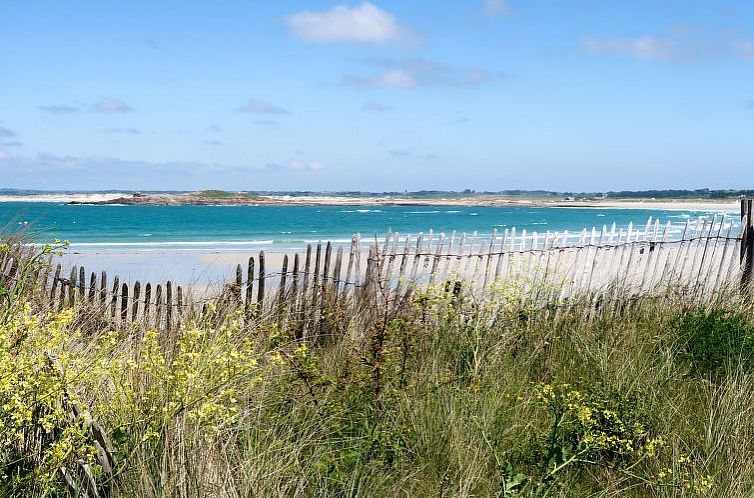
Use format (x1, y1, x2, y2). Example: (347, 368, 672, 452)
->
(0, 202, 736, 285)
(0, 202, 733, 251)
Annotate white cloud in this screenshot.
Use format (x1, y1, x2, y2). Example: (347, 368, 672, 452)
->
(0, 127, 16, 138)
(376, 69, 418, 88)
(94, 98, 134, 113)
(583, 30, 754, 61)
(238, 99, 290, 114)
(343, 58, 502, 89)
(285, 2, 410, 44)
(483, 0, 508, 16)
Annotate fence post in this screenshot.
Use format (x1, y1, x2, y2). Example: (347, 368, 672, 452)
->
(741, 198, 754, 290)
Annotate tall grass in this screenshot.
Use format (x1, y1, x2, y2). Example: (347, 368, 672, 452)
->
(2, 240, 754, 496)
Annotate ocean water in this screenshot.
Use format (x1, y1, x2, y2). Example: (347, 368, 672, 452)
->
(0, 202, 735, 252)
(0, 202, 737, 284)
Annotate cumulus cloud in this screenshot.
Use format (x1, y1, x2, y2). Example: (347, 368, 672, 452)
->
(343, 58, 502, 89)
(94, 98, 134, 113)
(583, 30, 754, 61)
(38, 104, 79, 114)
(238, 99, 290, 114)
(0, 127, 16, 138)
(483, 0, 508, 16)
(362, 100, 392, 111)
(285, 2, 413, 44)
(206, 124, 222, 133)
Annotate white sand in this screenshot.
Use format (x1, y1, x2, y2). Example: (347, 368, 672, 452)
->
(0, 193, 127, 203)
(0, 193, 741, 212)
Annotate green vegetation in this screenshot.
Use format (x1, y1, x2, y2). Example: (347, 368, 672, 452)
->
(2, 187, 751, 201)
(3, 240, 754, 496)
(196, 189, 258, 200)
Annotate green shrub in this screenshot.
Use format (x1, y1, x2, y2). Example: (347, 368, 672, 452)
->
(675, 308, 754, 378)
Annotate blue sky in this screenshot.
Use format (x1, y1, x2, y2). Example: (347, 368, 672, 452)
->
(1, 0, 753, 191)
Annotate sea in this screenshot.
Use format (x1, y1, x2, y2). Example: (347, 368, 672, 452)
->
(0, 202, 737, 285)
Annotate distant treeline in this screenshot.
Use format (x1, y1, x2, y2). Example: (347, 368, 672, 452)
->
(246, 188, 754, 199)
(2, 187, 753, 199)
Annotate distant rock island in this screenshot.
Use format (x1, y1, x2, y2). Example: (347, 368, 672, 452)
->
(69, 190, 266, 206)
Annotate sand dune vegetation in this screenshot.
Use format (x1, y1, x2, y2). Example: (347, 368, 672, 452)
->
(2, 237, 754, 497)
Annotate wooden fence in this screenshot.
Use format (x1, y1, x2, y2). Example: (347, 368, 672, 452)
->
(2, 200, 753, 332)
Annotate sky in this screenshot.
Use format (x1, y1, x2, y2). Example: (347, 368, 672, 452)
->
(1, 0, 754, 192)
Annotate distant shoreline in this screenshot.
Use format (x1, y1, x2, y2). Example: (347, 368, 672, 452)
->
(0, 192, 739, 212)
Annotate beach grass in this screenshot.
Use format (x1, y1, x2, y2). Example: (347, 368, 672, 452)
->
(2, 241, 754, 496)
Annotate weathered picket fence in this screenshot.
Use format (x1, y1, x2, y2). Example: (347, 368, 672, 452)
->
(3, 200, 754, 333)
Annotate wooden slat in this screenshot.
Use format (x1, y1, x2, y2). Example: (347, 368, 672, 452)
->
(166, 281, 173, 331)
(301, 245, 311, 323)
(110, 276, 120, 320)
(353, 235, 362, 290)
(482, 229, 497, 289)
(235, 264, 243, 302)
(637, 220, 660, 292)
(343, 236, 357, 300)
(78, 266, 85, 298)
(155, 284, 163, 331)
(144, 283, 152, 327)
(88, 272, 96, 302)
(662, 220, 689, 286)
(120, 283, 129, 323)
(711, 221, 735, 295)
(257, 251, 266, 308)
(278, 254, 289, 310)
(697, 215, 724, 295)
(99, 271, 108, 309)
(68, 265, 77, 308)
(176, 286, 184, 329)
(292, 253, 300, 307)
(131, 281, 141, 323)
(246, 256, 255, 311)
(382, 233, 398, 290)
(407, 232, 424, 287)
(331, 246, 343, 301)
(678, 218, 703, 287)
(647, 221, 671, 291)
(428, 233, 446, 286)
(493, 229, 509, 283)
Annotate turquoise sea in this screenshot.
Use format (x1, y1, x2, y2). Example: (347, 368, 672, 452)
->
(0, 202, 737, 284)
(0, 202, 735, 251)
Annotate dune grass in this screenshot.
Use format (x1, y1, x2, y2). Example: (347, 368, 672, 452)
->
(2, 241, 754, 496)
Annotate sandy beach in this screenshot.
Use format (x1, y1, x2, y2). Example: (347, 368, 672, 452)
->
(0, 192, 740, 212)
(0, 193, 127, 203)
